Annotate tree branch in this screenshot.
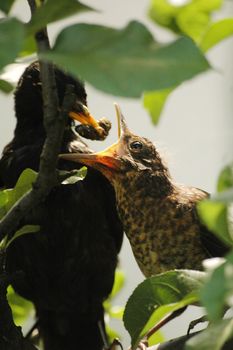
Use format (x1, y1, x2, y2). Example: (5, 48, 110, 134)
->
(0, 0, 75, 240)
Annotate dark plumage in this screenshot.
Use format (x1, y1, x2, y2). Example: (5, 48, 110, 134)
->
(60, 105, 229, 277)
(0, 63, 123, 349)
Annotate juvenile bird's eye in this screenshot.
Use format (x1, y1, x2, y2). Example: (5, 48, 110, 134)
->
(130, 141, 143, 151)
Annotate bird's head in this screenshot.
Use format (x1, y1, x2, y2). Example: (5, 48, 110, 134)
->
(59, 104, 168, 185)
(15, 62, 86, 125)
(15, 62, 108, 140)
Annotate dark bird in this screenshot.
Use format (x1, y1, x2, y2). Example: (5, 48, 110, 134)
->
(60, 104, 229, 278)
(0, 63, 123, 350)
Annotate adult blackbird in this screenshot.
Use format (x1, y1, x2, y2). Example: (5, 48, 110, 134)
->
(0, 63, 123, 350)
(60, 105, 228, 277)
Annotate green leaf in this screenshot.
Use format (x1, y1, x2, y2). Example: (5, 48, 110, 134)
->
(148, 0, 180, 33)
(143, 88, 172, 124)
(6, 168, 37, 211)
(0, 191, 8, 207)
(6, 225, 40, 248)
(61, 167, 87, 184)
(27, 0, 94, 35)
(20, 35, 37, 57)
(0, 191, 8, 219)
(106, 325, 121, 343)
(200, 251, 233, 322)
(110, 269, 125, 299)
(104, 269, 125, 317)
(148, 0, 223, 41)
(148, 329, 164, 346)
(197, 200, 233, 247)
(0, 168, 37, 219)
(123, 270, 205, 348)
(0, 0, 15, 14)
(108, 305, 124, 320)
(0, 79, 14, 93)
(200, 18, 233, 52)
(0, 191, 10, 219)
(217, 164, 233, 193)
(0, 18, 25, 72)
(7, 286, 34, 326)
(104, 269, 125, 342)
(176, 6, 210, 42)
(212, 188, 233, 204)
(186, 319, 233, 350)
(41, 21, 210, 98)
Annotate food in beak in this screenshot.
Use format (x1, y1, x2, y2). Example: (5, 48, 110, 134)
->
(69, 102, 110, 140)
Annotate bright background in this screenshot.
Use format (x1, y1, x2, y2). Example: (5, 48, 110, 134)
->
(1, 0, 233, 345)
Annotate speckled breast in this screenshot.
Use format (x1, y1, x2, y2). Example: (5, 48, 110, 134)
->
(116, 184, 208, 277)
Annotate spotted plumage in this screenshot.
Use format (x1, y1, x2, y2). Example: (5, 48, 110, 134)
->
(60, 105, 229, 277)
(115, 173, 210, 276)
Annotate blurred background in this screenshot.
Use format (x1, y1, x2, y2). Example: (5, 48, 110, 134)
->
(1, 0, 233, 346)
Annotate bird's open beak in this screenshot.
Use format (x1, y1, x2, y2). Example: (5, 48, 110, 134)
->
(59, 142, 122, 172)
(60, 104, 129, 177)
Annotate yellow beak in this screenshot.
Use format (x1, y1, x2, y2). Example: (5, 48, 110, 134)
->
(69, 110, 99, 129)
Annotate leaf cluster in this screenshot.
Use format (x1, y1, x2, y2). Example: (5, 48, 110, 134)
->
(0, 1, 232, 349)
(0, 0, 208, 98)
(144, 0, 233, 124)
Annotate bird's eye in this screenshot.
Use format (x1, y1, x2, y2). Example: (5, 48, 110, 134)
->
(130, 141, 143, 151)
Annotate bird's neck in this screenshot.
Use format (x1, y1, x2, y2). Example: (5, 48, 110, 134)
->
(115, 167, 173, 201)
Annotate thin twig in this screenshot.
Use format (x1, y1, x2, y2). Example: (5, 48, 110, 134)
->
(145, 307, 186, 342)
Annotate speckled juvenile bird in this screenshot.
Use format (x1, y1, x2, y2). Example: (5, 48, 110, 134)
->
(60, 105, 228, 277)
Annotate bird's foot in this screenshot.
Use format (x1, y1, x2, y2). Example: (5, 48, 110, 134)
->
(187, 315, 208, 335)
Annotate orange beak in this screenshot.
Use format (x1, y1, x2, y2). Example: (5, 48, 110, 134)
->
(60, 104, 129, 177)
(59, 142, 122, 178)
(69, 111, 99, 129)
(69, 103, 104, 136)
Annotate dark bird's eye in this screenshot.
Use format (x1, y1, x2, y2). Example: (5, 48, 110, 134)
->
(130, 141, 143, 151)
